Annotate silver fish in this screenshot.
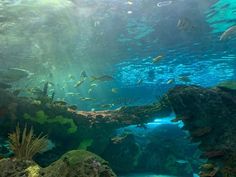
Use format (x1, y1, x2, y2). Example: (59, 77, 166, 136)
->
(220, 25, 236, 41)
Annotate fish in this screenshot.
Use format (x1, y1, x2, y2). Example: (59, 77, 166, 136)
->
(167, 79, 175, 84)
(137, 79, 143, 85)
(220, 25, 236, 41)
(88, 88, 93, 94)
(176, 159, 188, 164)
(157, 1, 172, 7)
(0, 81, 12, 89)
(152, 55, 163, 64)
(200, 163, 215, 170)
(27, 88, 44, 97)
(80, 70, 87, 78)
(179, 76, 191, 82)
(100, 104, 114, 108)
(12, 89, 21, 96)
(111, 88, 118, 94)
(91, 75, 114, 82)
(68, 105, 78, 110)
(74, 80, 85, 88)
(0, 68, 33, 83)
(90, 83, 98, 87)
(66, 92, 80, 96)
(177, 17, 196, 32)
(80, 97, 96, 101)
(53, 100, 67, 105)
(126, 1, 133, 5)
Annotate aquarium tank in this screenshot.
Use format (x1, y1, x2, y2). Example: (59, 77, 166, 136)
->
(0, 0, 236, 177)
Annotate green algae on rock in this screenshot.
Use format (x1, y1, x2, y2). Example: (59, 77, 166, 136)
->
(41, 150, 117, 177)
(0, 150, 117, 177)
(23, 110, 78, 134)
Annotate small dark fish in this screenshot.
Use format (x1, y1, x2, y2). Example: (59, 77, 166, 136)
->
(54, 100, 67, 105)
(179, 76, 191, 82)
(80, 70, 87, 78)
(51, 92, 55, 102)
(12, 89, 21, 96)
(177, 17, 196, 32)
(137, 79, 143, 85)
(68, 105, 77, 110)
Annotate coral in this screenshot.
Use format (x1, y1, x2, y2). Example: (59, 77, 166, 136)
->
(8, 124, 48, 160)
(199, 167, 219, 177)
(221, 166, 236, 177)
(26, 165, 41, 177)
(23, 110, 77, 134)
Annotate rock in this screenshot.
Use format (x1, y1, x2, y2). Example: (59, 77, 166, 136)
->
(166, 85, 236, 176)
(43, 150, 117, 177)
(0, 150, 117, 177)
(0, 158, 37, 177)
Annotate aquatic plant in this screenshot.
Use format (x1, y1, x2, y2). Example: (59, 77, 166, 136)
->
(8, 124, 48, 160)
(24, 110, 78, 134)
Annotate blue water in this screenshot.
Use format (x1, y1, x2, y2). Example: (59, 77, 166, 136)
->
(1, 0, 235, 112)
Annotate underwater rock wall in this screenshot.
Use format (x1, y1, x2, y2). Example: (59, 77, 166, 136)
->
(0, 88, 171, 165)
(166, 85, 236, 177)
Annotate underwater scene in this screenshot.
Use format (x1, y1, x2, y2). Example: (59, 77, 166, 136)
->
(0, 0, 236, 176)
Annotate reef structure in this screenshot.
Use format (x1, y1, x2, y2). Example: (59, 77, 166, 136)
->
(0, 150, 116, 177)
(166, 85, 236, 177)
(0, 83, 236, 176)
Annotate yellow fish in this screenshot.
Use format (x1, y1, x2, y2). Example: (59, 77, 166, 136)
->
(152, 55, 163, 64)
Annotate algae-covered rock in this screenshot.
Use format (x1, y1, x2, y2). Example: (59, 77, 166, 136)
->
(0, 150, 116, 177)
(42, 150, 117, 177)
(0, 158, 37, 177)
(216, 80, 236, 90)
